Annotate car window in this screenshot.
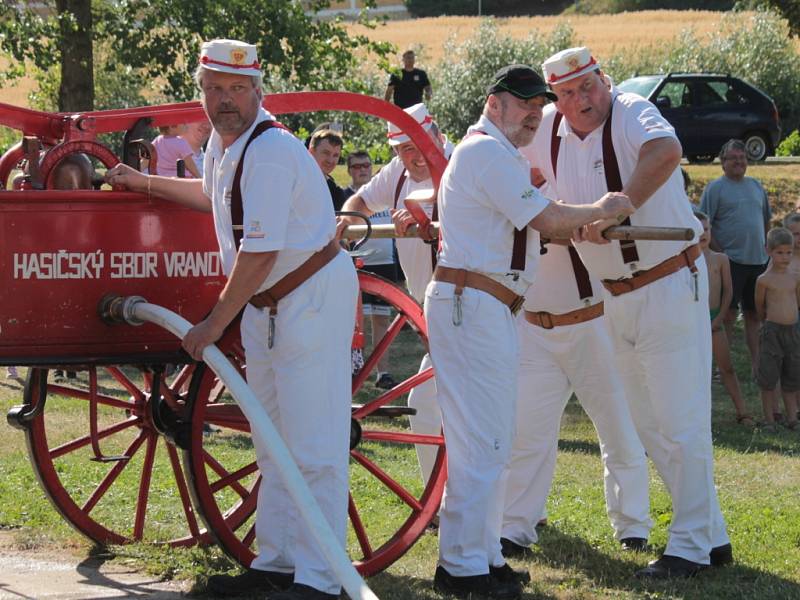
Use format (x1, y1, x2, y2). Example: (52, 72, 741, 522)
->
(716, 81, 751, 105)
(617, 77, 660, 98)
(656, 81, 691, 108)
(695, 81, 727, 106)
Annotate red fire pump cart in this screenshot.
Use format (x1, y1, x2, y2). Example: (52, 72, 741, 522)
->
(0, 92, 447, 576)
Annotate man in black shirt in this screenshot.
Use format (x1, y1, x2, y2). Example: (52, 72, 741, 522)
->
(384, 49, 432, 109)
(308, 128, 347, 211)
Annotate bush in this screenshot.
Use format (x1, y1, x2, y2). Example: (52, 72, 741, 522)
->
(603, 9, 800, 136)
(569, 0, 733, 13)
(429, 19, 575, 139)
(776, 130, 800, 156)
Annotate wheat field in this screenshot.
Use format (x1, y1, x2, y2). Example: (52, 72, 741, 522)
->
(0, 10, 739, 108)
(348, 10, 730, 65)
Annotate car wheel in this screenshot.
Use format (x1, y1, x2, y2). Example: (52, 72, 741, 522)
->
(687, 154, 714, 164)
(743, 132, 769, 162)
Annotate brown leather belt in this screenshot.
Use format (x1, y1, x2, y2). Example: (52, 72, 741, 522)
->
(250, 239, 341, 313)
(525, 302, 604, 329)
(602, 244, 701, 297)
(433, 265, 525, 315)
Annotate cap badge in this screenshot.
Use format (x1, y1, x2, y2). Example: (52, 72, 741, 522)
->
(230, 49, 247, 65)
(567, 55, 580, 70)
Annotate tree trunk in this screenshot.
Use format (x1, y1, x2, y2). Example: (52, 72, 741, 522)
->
(56, 0, 93, 111)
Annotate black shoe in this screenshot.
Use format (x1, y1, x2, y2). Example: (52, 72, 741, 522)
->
(489, 563, 531, 585)
(434, 566, 521, 600)
(500, 537, 533, 559)
(206, 568, 294, 596)
(635, 555, 709, 579)
(375, 372, 397, 389)
(710, 543, 733, 567)
(270, 583, 339, 600)
(620, 537, 649, 552)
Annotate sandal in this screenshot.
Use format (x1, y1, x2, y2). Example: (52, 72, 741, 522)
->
(736, 414, 756, 427)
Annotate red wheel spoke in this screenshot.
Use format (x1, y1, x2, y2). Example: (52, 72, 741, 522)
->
(348, 493, 373, 559)
(210, 461, 259, 494)
(350, 450, 422, 512)
(361, 430, 444, 446)
(46, 384, 136, 412)
(166, 443, 201, 539)
(351, 367, 434, 419)
(352, 313, 407, 393)
(50, 418, 139, 459)
(242, 523, 257, 548)
(170, 365, 195, 393)
(105, 367, 146, 403)
(205, 403, 249, 431)
(132, 433, 158, 540)
(224, 477, 260, 533)
(203, 450, 251, 498)
(81, 432, 148, 514)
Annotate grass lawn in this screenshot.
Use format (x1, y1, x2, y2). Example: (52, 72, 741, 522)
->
(1, 309, 799, 599)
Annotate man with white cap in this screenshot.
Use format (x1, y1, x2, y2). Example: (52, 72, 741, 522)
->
(528, 46, 731, 578)
(106, 39, 357, 600)
(500, 231, 652, 558)
(427, 64, 633, 599)
(341, 102, 448, 488)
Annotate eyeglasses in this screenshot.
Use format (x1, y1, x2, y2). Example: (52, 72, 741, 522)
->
(349, 163, 372, 169)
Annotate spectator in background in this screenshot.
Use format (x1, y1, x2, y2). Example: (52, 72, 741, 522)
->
(384, 49, 432, 109)
(344, 150, 401, 390)
(695, 210, 753, 426)
(152, 124, 200, 178)
(784, 213, 800, 278)
(754, 227, 800, 430)
(182, 119, 212, 174)
(700, 139, 771, 375)
(308, 128, 347, 211)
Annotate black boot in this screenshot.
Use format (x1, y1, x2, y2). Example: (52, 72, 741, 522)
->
(433, 565, 521, 600)
(206, 567, 293, 596)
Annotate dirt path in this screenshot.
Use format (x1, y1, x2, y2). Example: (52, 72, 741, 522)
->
(0, 532, 189, 599)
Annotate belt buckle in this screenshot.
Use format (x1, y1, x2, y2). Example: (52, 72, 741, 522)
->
(509, 295, 525, 316)
(538, 311, 554, 329)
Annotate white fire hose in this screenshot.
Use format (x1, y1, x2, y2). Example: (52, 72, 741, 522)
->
(106, 296, 378, 600)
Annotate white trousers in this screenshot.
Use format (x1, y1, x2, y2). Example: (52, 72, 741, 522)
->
(502, 315, 651, 546)
(603, 257, 729, 564)
(407, 352, 441, 485)
(425, 280, 517, 576)
(246, 251, 358, 594)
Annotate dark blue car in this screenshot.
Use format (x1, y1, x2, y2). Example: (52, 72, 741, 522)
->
(617, 73, 781, 162)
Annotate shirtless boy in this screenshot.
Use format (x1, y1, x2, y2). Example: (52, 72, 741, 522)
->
(696, 211, 752, 426)
(754, 227, 800, 430)
(783, 213, 800, 278)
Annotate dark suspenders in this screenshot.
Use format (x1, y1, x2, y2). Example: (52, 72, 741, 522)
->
(230, 119, 291, 250)
(465, 130, 528, 271)
(392, 169, 439, 269)
(549, 100, 639, 266)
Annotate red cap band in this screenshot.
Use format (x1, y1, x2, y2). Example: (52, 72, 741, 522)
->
(201, 55, 261, 70)
(547, 56, 597, 83)
(387, 115, 433, 139)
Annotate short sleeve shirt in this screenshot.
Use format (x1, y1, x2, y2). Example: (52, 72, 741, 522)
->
(203, 108, 335, 292)
(437, 115, 549, 291)
(152, 135, 193, 177)
(524, 243, 603, 313)
(524, 91, 702, 281)
(699, 175, 770, 265)
(359, 156, 435, 302)
(388, 68, 430, 109)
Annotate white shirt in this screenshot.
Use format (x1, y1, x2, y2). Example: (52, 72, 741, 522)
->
(524, 91, 702, 281)
(359, 156, 436, 302)
(437, 114, 548, 292)
(524, 243, 603, 313)
(204, 108, 335, 291)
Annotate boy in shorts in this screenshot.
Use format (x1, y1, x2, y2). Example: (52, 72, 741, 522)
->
(783, 213, 800, 279)
(696, 211, 752, 425)
(754, 227, 800, 430)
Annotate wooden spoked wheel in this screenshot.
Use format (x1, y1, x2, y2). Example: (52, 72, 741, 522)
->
(182, 271, 446, 575)
(21, 364, 210, 546)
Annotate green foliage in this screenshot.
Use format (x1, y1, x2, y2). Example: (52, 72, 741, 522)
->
(102, 0, 394, 102)
(603, 9, 800, 136)
(429, 19, 575, 138)
(776, 129, 800, 155)
(737, 0, 800, 35)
